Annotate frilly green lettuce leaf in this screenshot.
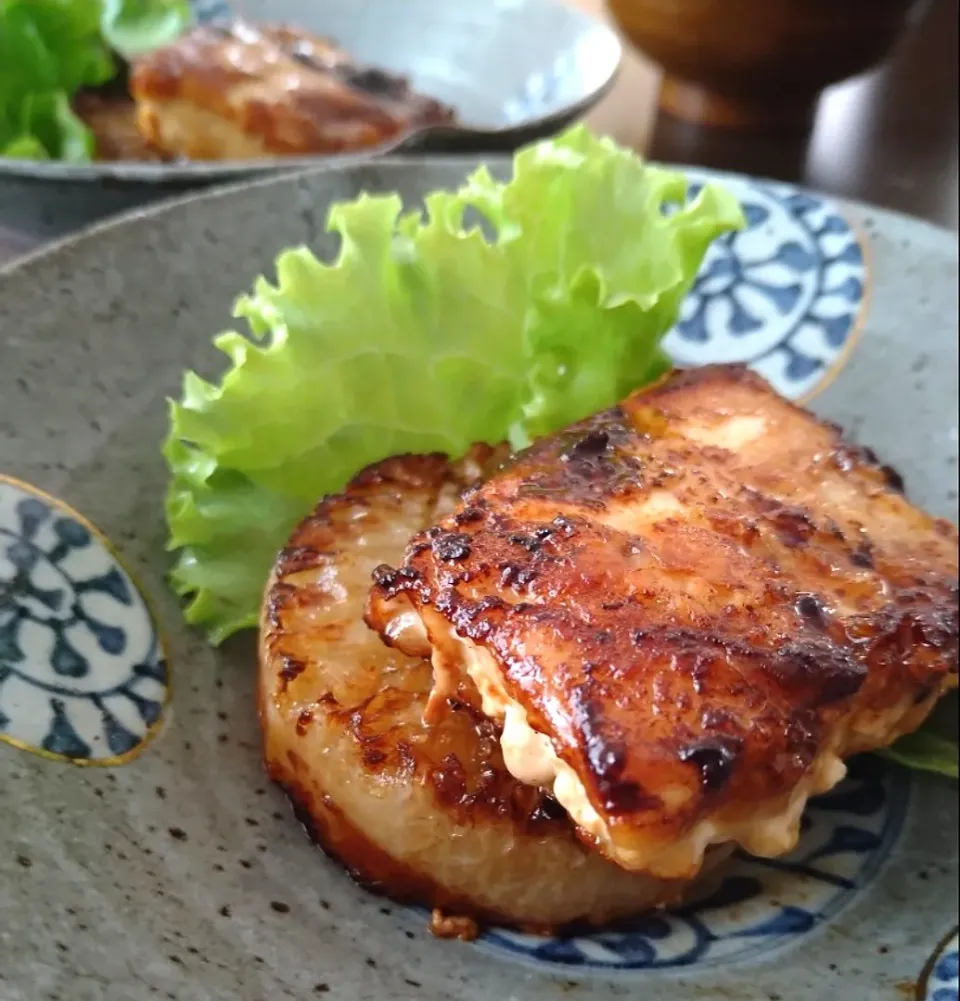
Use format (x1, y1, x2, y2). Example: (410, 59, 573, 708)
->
(0, 0, 114, 95)
(164, 126, 744, 643)
(0, 0, 192, 161)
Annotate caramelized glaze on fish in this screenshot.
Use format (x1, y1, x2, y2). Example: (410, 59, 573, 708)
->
(368, 366, 959, 879)
(131, 21, 454, 159)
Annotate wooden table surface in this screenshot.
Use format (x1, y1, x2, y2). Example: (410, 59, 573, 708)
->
(0, 0, 957, 268)
(585, 0, 959, 229)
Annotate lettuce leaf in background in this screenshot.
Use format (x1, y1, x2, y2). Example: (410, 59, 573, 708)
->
(0, 0, 191, 160)
(163, 126, 745, 642)
(0, 0, 113, 158)
(101, 0, 192, 59)
(880, 690, 959, 779)
(18, 91, 96, 161)
(0, 0, 114, 96)
(1, 136, 50, 159)
(879, 731, 959, 779)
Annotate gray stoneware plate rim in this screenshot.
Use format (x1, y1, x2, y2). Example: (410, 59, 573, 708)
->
(0, 0, 621, 185)
(4, 154, 957, 272)
(0, 158, 957, 1001)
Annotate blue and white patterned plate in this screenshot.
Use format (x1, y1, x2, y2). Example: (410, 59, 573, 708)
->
(0, 158, 955, 1001)
(922, 931, 960, 1001)
(665, 171, 868, 402)
(480, 756, 906, 971)
(0, 476, 168, 764)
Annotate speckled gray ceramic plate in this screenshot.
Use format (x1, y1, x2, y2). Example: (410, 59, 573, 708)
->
(0, 0, 620, 186)
(0, 161, 957, 1001)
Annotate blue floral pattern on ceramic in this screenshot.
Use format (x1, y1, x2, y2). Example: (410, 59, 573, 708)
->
(477, 756, 907, 971)
(664, 172, 867, 402)
(0, 477, 168, 764)
(923, 932, 960, 1001)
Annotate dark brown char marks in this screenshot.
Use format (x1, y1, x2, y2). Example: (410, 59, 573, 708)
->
(262, 450, 558, 832)
(369, 365, 959, 865)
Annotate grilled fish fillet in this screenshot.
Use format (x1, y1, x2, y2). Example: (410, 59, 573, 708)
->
(259, 450, 729, 934)
(367, 365, 959, 880)
(130, 21, 454, 160)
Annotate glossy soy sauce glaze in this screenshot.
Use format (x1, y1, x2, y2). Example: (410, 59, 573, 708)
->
(129, 20, 455, 158)
(370, 365, 958, 878)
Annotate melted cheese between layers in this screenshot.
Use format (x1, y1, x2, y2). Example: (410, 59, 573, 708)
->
(376, 598, 941, 880)
(410, 604, 859, 880)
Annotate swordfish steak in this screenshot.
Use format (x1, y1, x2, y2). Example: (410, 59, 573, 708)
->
(367, 365, 959, 880)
